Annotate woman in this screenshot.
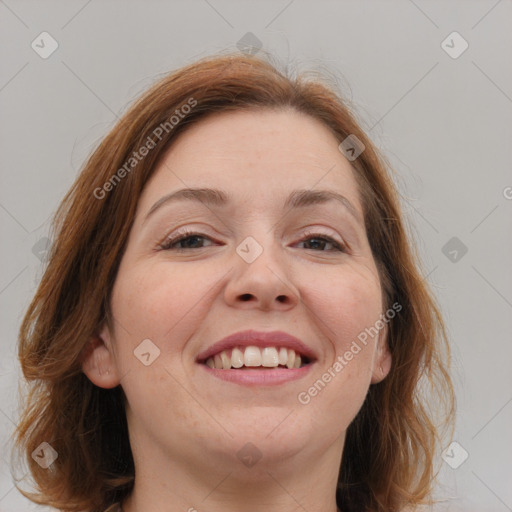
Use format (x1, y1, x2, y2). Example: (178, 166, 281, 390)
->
(13, 52, 455, 512)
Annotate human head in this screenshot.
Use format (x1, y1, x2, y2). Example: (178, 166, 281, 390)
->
(14, 52, 454, 512)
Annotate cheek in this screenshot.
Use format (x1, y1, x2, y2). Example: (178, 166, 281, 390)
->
(110, 262, 217, 425)
(303, 262, 383, 356)
(111, 262, 214, 340)
(296, 264, 382, 423)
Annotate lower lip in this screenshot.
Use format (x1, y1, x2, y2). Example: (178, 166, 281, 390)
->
(198, 363, 314, 386)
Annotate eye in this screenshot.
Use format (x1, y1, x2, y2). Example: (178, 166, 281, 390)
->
(296, 232, 345, 252)
(158, 230, 345, 252)
(159, 231, 216, 251)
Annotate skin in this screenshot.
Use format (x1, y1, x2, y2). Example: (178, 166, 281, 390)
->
(82, 108, 392, 512)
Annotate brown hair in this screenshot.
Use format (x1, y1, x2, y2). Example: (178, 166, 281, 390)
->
(13, 52, 455, 512)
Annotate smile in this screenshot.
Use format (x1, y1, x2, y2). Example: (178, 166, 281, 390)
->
(197, 345, 315, 386)
(195, 329, 317, 385)
(201, 346, 311, 370)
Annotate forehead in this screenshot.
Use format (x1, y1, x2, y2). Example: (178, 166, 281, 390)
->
(138, 108, 362, 213)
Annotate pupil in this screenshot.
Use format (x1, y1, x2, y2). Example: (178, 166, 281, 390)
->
(184, 236, 201, 248)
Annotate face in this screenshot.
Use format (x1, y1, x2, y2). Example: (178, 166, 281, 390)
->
(83, 108, 391, 477)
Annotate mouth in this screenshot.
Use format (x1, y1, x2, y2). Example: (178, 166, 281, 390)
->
(195, 330, 317, 386)
(198, 346, 312, 370)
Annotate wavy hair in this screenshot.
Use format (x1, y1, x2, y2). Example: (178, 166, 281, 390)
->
(13, 52, 455, 512)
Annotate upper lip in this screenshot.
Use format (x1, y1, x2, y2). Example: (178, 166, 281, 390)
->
(196, 329, 317, 363)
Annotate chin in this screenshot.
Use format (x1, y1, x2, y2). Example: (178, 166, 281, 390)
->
(220, 410, 315, 460)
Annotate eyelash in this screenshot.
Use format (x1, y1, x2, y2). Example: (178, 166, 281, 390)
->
(158, 229, 346, 252)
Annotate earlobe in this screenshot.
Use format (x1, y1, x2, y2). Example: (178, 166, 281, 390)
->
(370, 327, 392, 384)
(80, 330, 121, 389)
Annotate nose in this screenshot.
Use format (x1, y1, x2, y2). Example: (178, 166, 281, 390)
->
(223, 237, 299, 311)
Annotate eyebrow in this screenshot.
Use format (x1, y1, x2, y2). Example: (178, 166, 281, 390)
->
(143, 187, 363, 225)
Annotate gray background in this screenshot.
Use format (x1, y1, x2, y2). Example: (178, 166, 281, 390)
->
(1, 0, 511, 510)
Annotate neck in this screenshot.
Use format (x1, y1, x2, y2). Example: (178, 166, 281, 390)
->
(122, 434, 345, 512)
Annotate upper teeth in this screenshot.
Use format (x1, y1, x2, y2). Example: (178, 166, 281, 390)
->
(205, 346, 304, 369)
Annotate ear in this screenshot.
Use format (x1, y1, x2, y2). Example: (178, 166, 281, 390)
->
(370, 324, 392, 385)
(80, 323, 122, 389)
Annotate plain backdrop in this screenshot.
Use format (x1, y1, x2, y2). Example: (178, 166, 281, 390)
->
(1, 1, 511, 511)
